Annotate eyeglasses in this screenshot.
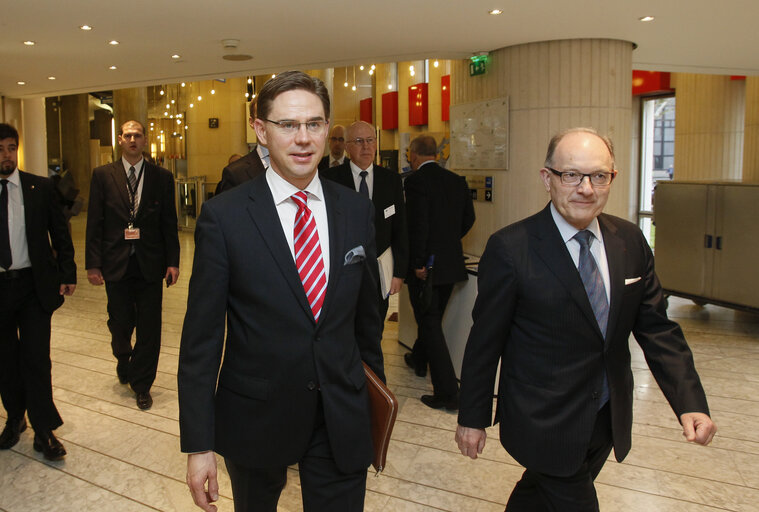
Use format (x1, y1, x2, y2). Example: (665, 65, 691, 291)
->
(346, 137, 376, 146)
(329, 136, 345, 142)
(546, 167, 616, 187)
(262, 118, 327, 134)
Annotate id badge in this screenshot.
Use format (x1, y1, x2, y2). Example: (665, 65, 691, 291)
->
(124, 227, 141, 240)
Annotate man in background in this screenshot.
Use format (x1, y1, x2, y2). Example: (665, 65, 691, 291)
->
(215, 100, 269, 195)
(318, 124, 348, 171)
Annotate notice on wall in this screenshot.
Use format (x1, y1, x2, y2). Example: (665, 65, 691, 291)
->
(450, 97, 509, 170)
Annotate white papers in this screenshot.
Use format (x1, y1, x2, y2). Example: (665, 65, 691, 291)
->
(377, 247, 394, 298)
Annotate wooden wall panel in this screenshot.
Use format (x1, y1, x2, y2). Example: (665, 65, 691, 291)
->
(743, 77, 759, 182)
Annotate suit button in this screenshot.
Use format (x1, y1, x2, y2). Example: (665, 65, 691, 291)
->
(307, 381, 316, 391)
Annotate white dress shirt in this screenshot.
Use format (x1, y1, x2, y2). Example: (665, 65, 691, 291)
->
(2, 168, 31, 270)
(265, 169, 330, 280)
(550, 202, 611, 303)
(349, 162, 374, 199)
(257, 144, 270, 168)
(329, 154, 346, 167)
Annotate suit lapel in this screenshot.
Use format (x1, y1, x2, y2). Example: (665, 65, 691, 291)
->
(136, 163, 153, 218)
(532, 206, 605, 341)
(19, 172, 39, 234)
(599, 215, 625, 343)
(108, 162, 132, 213)
(245, 178, 315, 323)
(317, 179, 345, 330)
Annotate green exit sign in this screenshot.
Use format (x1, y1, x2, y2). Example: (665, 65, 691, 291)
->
(469, 55, 488, 76)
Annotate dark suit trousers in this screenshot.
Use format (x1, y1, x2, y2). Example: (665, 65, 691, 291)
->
(224, 395, 367, 512)
(506, 404, 613, 512)
(0, 271, 62, 432)
(408, 279, 458, 398)
(105, 255, 163, 393)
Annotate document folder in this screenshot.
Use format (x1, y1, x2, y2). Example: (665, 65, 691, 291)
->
(363, 362, 398, 474)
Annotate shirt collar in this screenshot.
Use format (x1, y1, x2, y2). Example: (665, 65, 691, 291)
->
(549, 202, 602, 245)
(349, 161, 373, 177)
(257, 144, 269, 159)
(122, 157, 144, 174)
(266, 168, 325, 206)
(417, 159, 436, 169)
(2, 168, 20, 187)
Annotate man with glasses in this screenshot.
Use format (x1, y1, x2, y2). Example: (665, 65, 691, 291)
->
(179, 71, 384, 512)
(456, 128, 716, 511)
(323, 120, 408, 324)
(318, 124, 349, 171)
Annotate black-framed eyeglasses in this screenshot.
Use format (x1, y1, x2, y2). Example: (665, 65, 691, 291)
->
(546, 167, 616, 187)
(262, 118, 327, 134)
(346, 137, 376, 146)
(329, 136, 345, 142)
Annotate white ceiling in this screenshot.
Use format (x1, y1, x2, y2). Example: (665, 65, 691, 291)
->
(2, 0, 758, 99)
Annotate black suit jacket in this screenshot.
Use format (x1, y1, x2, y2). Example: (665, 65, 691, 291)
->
(85, 161, 179, 282)
(215, 147, 267, 195)
(323, 163, 408, 279)
(178, 174, 385, 473)
(404, 162, 475, 284)
(17, 171, 76, 313)
(458, 204, 710, 477)
(318, 155, 349, 173)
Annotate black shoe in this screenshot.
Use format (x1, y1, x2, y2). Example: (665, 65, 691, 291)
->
(136, 391, 153, 410)
(404, 353, 427, 378)
(0, 417, 27, 450)
(420, 394, 459, 411)
(33, 430, 66, 461)
(116, 359, 129, 384)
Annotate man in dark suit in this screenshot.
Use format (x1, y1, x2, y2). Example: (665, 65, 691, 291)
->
(0, 123, 76, 461)
(323, 120, 408, 322)
(85, 120, 180, 411)
(456, 128, 716, 511)
(404, 134, 475, 410)
(179, 71, 384, 512)
(215, 100, 269, 195)
(317, 124, 348, 172)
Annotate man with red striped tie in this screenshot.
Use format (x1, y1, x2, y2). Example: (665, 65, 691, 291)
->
(178, 71, 385, 512)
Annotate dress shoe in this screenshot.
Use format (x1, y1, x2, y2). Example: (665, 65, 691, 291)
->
(116, 359, 129, 384)
(33, 430, 66, 461)
(0, 417, 27, 449)
(404, 353, 427, 378)
(136, 391, 153, 410)
(420, 394, 459, 411)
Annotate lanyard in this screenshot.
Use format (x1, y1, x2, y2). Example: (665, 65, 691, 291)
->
(126, 162, 145, 225)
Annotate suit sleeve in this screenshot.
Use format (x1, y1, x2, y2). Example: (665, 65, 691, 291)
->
(85, 169, 105, 270)
(404, 174, 430, 270)
(460, 176, 475, 238)
(161, 170, 180, 268)
(390, 174, 409, 278)
(458, 232, 517, 428)
(177, 202, 230, 452)
(631, 233, 710, 418)
(216, 165, 234, 194)
(46, 179, 76, 284)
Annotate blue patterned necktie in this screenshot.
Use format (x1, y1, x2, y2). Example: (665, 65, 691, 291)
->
(358, 171, 369, 197)
(574, 229, 609, 407)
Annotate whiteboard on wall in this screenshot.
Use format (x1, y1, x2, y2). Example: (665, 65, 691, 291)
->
(449, 97, 509, 170)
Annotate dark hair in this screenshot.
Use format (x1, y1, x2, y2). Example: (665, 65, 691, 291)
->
(0, 123, 19, 145)
(249, 97, 257, 119)
(256, 71, 330, 121)
(544, 127, 615, 168)
(118, 120, 146, 136)
(409, 135, 437, 157)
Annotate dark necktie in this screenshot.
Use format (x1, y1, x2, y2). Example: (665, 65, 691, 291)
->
(292, 191, 327, 322)
(574, 230, 609, 406)
(0, 179, 11, 270)
(359, 171, 369, 198)
(330, 159, 339, 167)
(128, 166, 137, 195)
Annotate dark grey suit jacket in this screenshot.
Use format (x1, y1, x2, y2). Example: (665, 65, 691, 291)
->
(458, 204, 709, 477)
(215, 147, 267, 195)
(178, 174, 384, 473)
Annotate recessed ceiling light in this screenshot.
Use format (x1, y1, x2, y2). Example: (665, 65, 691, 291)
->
(171, 54, 181, 59)
(489, 9, 503, 15)
(109, 65, 117, 70)
(109, 40, 119, 45)
(17, 81, 26, 85)
(48, 76, 56, 80)
(80, 25, 93, 31)
(23, 40, 35, 46)
(639, 15, 655, 22)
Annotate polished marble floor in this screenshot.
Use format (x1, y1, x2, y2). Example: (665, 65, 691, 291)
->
(2, 216, 759, 511)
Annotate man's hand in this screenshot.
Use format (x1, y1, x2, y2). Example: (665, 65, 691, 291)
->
(414, 267, 427, 280)
(86, 268, 104, 286)
(389, 276, 404, 295)
(186, 451, 219, 512)
(455, 425, 487, 459)
(680, 412, 717, 446)
(165, 266, 180, 287)
(59, 284, 76, 296)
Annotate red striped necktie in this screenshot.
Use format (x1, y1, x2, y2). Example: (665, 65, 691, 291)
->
(292, 191, 327, 322)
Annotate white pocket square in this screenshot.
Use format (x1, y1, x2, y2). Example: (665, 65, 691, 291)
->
(344, 245, 366, 265)
(624, 277, 641, 285)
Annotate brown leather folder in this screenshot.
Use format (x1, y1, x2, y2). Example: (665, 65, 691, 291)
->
(363, 362, 398, 474)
